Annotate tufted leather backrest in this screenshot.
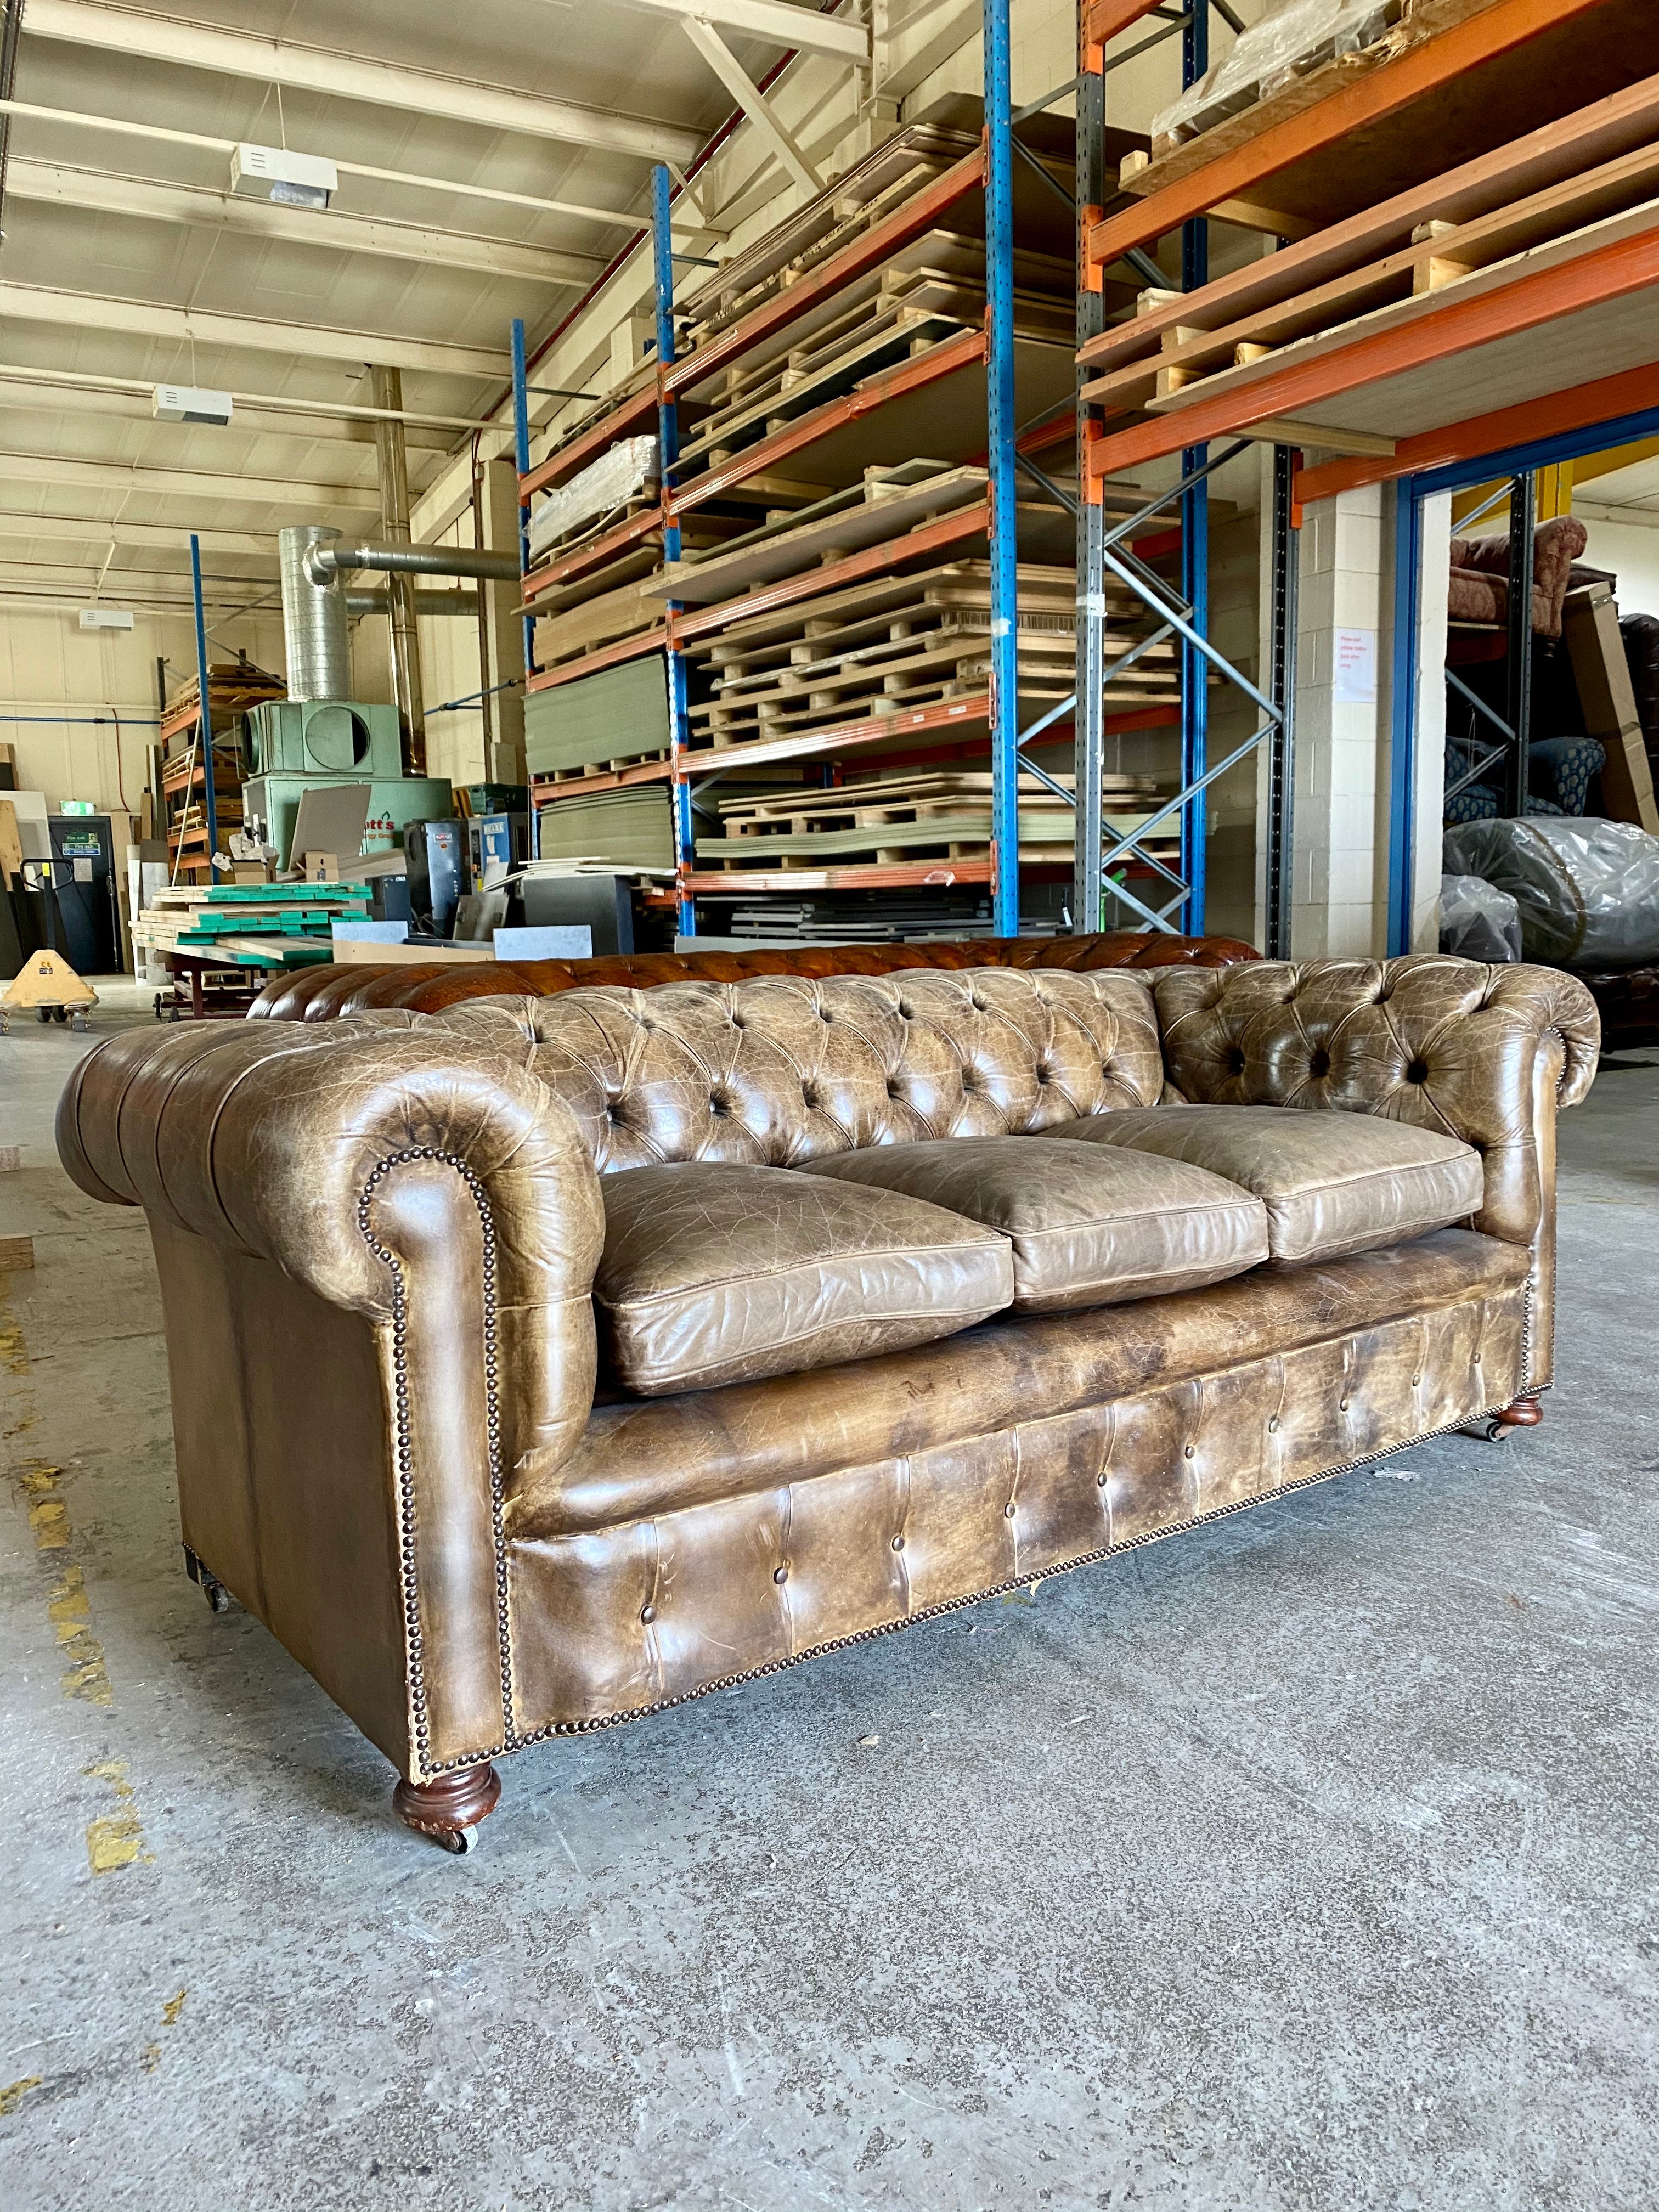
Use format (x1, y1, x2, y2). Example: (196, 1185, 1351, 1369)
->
(249, 931, 1259, 1022)
(1150, 955, 1601, 1245)
(435, 964, 1166, 1173)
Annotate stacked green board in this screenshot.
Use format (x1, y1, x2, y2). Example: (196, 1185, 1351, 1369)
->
(524, 656, 670, 777)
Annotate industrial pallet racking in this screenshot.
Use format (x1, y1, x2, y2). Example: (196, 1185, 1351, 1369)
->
(511, 0, 1196, 944)
(156, 537, 282, 883)
(1076, 0, 1659, 952)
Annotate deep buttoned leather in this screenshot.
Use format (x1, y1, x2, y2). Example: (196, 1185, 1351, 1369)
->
(800, 1136, 1268, 1311)
(1046, 1104, 1484, 1265)
(247, 929, 1261, 1022)
(1148, 955, 1599, 1385)
(56, 951, 1596, 1782)
(596, 1161, 1014, 1394)
(431, 965, 1168, 1174)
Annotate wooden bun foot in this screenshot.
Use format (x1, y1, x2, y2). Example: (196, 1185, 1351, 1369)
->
(394, 1763, 501, 1853)
(1494, 1397, 1543, 1429)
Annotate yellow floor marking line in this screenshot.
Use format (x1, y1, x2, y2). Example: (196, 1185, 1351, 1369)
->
(3, 1281, 151, 1871)
(83, 1760, 151, 1876)
(161, 1990, 186, 2027)
(0, 2076, 43, 2115)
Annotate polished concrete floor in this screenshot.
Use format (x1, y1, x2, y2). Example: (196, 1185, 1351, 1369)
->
(2, 986, 1656, 2210)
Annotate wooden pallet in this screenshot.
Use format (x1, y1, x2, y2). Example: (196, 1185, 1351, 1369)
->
(713, 768, 1158, 823)
(1083, 81, 1659, 425)
(695, 815, 1176, 868)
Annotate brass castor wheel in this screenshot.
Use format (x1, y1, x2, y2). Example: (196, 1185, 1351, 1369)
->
(394, 1764, 501, 1854)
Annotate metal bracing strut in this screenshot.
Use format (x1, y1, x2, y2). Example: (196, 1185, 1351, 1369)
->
(652, 163, 698, 939)
(1075, 0, 1299, 940)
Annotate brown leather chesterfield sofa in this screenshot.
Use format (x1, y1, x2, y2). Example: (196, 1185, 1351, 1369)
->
(57, 946, 1599, 1850)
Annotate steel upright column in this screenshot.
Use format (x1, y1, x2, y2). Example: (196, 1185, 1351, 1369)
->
(1178, 1, 1210, 934)
(1074, 2, 1106, 935)
(1263, 445, 1297, 958)
(653, 163, 696, 936)
(511, 318, 534, 688)
(1504, 469, 1535, 819)
(985, 0, 1020, 939)
(189, 533, 217, 865)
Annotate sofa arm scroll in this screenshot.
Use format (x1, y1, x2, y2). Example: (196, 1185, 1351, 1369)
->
(57, 1018, 606, 1485)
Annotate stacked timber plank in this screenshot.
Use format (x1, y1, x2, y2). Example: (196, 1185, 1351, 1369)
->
(1080, 0, 1658, 459)
(685, 561, 1178, 755)
(135, 883, 370, 969)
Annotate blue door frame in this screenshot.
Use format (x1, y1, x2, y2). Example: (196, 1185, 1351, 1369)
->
(1387, 398, 1659, 954)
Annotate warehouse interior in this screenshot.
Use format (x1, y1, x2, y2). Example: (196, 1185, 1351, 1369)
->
(2, 2, 1657, 2205)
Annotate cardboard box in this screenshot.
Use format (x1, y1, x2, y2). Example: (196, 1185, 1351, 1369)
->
(1561, 585, 1659, 833)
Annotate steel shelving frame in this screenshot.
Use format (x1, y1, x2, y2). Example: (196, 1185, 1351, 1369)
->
(1074, 0, 1297, 950)
(512, 0, 1185, 940)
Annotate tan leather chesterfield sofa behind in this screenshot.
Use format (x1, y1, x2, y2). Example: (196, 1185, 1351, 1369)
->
(57, 946, 1599, 1849)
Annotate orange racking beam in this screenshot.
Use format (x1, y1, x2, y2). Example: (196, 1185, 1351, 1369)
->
(1295, 359, 1659, 505)
(526, 627, 671, 694)
(526, 503, 993, 699)
(684, 859, 995, 893)
(1082, 0, 1616, 279)
(1083, 222, 1659, 480)
(665, 148, 986, 403)
(668, 325, 987, 516)
(521, 504, 662, 602)
(1081, 0, 1165, 72)
(521, 382, 656, 502)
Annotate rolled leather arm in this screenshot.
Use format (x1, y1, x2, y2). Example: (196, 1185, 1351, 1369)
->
(56, 1017, 606, 1481)
(1151, 955, 1600, 1246)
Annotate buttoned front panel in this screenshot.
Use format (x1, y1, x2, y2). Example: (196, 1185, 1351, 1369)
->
(435, 966, 1165, 1174)
(506, 1276, 1527, 1731)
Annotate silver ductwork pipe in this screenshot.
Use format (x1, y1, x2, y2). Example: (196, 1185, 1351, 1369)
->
(278, 523, 352, 702)
(346, 589, 481, 616)
(303, 538, 520, 585)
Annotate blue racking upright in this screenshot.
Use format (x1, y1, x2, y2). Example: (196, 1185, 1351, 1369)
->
(510, 0, 1184, 945)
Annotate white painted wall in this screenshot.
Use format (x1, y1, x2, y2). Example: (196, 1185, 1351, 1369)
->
(1575, 514, 1659, 618)
(0, 602, 286, 814)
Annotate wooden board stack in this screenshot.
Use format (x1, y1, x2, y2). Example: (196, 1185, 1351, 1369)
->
(696, 768, 1170, 872)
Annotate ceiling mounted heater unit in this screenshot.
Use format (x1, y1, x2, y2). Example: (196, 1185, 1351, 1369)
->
(153, 384, 233, 425)
(230, 144, 338, 210)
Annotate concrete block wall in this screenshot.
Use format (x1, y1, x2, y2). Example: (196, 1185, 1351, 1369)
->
(1293, 484, 1392, 960)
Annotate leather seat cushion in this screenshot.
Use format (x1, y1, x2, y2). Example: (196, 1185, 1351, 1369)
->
(596, 1161, 1014, 1395)
(1046, 1104, 1484, 1265)
(799, 1137, 1267, 1313)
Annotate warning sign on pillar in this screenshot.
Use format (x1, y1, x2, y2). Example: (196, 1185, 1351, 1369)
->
(1334, 628, 1379, 705)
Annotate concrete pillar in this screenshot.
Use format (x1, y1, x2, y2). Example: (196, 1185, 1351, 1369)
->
(1291, 482, 1391, 960)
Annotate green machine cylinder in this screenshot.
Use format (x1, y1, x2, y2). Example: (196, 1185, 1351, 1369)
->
(245, 699, 404, 781)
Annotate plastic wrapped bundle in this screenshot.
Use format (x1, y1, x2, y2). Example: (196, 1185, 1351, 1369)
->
(1442, 816, 1659, 968)
(1152, 0, 1402, 148)
(1440, 873, 1521, 964)
(528, 435, 658, 563)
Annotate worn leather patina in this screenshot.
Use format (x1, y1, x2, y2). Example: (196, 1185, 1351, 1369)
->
(1046, 1104, 1485, 1265)
(56, 950, 1599, 1796)
(247, 929, 1261, 1023)
(596, 1161, 1014, 1393)
(800, 1137, 1268, 1312)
